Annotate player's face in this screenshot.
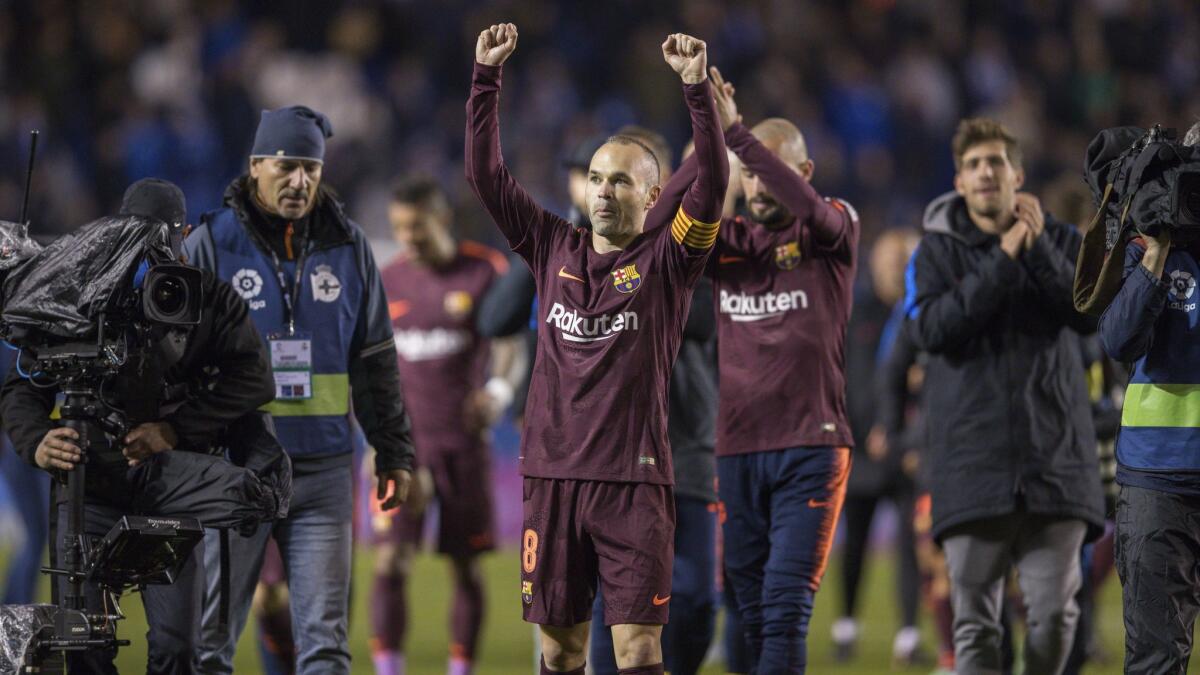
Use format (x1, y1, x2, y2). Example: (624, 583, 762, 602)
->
(567, 168, 589, 215)
(741, 136, 811, 227)
(870, 233, 914, 305)
(741, 165, 786, 225)
(586, 143, 659, 239)
(389, 202, 448, 263)
(955, 140, 1023, 222)
(250, 158, 323, 220)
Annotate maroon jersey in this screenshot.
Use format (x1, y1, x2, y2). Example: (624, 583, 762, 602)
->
(381, 242, 506, 456)
(466, 62, 728, 484)
(657, 122, 859, 456)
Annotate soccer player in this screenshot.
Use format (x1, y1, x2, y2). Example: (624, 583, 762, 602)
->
(369, 176, 520, 675)
(466, 23, 728, 675)
(661, 68, 859, 672)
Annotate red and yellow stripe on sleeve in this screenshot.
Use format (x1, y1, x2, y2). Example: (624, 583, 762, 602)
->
(671, 206, 720, 250)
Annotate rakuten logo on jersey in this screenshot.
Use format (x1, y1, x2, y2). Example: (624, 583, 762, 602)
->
(394, 328, 471, 362)
(546, 302, 639, 343)
(719, 289, 809, 322)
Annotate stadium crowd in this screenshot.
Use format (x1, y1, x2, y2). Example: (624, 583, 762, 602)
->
(0, 0, 1197, 241)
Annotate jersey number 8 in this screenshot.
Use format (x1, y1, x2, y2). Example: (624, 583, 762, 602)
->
(522, 528, 539, 573)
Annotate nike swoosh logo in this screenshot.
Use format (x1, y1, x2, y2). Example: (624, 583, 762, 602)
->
(558, 266, 585, 283)
(719, 255, 745, 264)
(652, 594, 671, 606)
(808, 498, 830, 508)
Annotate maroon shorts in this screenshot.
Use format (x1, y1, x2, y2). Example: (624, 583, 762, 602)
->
(520, 477, 675, 627)
(370, 447, 495, 557)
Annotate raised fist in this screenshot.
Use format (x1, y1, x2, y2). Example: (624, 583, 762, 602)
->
(476, 23, 518, 67)
(662, 33, 708, 84)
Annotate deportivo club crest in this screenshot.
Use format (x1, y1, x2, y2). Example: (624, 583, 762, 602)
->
(775, 242, 801, 270)
(611, 264, 642, 294)
(232, 268, 264, 300)
(1169, 269, 1196, 302)
(311, 264, 342, 303)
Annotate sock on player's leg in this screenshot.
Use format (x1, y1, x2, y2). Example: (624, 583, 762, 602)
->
(540, 656, 585, 675)
(449, 567, 485, 664)
(371, 572, 408, 651)
(616, 665, 665, 675)
(371, 649, 406, 675)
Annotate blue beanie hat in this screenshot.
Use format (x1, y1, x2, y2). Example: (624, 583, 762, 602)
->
(250, 105, 334, 163)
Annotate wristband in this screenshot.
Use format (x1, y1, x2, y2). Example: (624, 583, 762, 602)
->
(485, 376, 515, 410)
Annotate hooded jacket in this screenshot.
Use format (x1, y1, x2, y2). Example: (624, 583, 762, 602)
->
(904, 191, 1104, 541)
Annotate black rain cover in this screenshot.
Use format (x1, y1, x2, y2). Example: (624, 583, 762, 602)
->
(1, 215, 172, 344)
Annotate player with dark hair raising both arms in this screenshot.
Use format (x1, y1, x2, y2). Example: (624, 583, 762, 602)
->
(466, 23, 728, 675)
(660, 68, 859, 672)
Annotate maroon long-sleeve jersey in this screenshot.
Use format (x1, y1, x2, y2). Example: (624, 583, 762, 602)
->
(382, 241, 506, 459)
(465, 62, 728, 484)
(657, 122, 860, 457)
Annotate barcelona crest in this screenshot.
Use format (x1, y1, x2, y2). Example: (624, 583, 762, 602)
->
(775, 241, 801, 270)
(612, 264, 642, 293)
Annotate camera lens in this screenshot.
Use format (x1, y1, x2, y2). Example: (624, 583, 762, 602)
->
(1176, 172, 1200, 227)
(151, 277, 186, 316)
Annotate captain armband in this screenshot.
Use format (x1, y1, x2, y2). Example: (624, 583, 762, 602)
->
(671, 207, 719, 250)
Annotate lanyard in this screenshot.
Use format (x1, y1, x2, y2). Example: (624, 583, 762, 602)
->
(263, 223, 311, 335)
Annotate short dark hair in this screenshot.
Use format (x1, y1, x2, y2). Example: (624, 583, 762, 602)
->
(390, 176, 450, 213)
(604, 134, 661, 184)
(952, 118, 1022, 171)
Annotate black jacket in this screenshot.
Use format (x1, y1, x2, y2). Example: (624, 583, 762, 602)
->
(668, 278, 717, 502)
(476, 252, 537, 417)
(0, 270, 289, 523)
(845, 285, 906, 496)
(905, 192, 1104, 541)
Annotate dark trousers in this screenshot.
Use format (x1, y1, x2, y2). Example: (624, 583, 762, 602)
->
(54, 501, 203, 675)
(839, 480, 918, 627)
(1116, 484, 1200, 675)
(589, 494, 717, 674)
(723, 571, 749, 673)
(718, 446, 850, 674)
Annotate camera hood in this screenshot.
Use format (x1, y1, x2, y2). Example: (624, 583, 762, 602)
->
(0, 215, 177, 346)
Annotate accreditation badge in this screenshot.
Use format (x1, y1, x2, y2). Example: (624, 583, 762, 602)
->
(268, 332, 313, 400)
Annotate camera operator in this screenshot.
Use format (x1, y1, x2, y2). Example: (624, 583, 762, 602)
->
(0, 178, 276, 674)
(183, 105, 415, 674)
(1099, 121, 1200, 673)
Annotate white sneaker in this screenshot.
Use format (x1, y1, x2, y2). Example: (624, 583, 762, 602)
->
(832, 617, 858, 661)
(892, 625, 923, 665)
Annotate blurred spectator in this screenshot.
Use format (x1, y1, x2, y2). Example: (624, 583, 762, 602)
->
(0, 1, 1194, 250)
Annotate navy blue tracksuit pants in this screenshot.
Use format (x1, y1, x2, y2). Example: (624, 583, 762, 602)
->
(589, 494, 717, 674)
(718, 446, 850, 674)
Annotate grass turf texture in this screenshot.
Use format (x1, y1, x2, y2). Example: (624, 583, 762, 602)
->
(2, 545, 1144, 674)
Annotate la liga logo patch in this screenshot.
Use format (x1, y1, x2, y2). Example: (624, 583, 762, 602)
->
(612, 264, 642, 293)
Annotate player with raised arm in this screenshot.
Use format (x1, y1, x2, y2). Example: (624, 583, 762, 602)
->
(658, 67, 859, 673)
(466, 23, 728, 675)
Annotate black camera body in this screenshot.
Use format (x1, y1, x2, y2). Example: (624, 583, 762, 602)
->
(1086, 124, 1200, 249)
